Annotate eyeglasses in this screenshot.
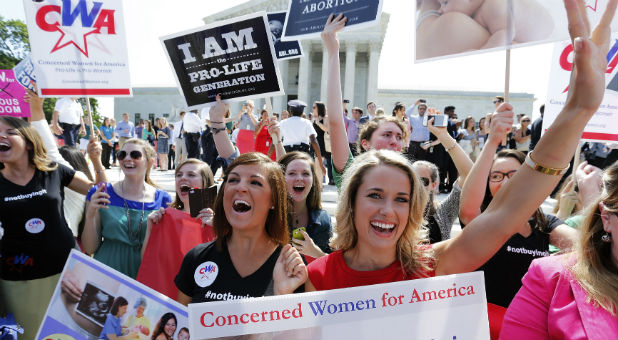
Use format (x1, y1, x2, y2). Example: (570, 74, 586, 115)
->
(492, 100, 501, 104)
(489, 170, 517, 182)
(522, 119, 531, 123)
(419, 177, 431, 187)
(117, 150, 143, 161)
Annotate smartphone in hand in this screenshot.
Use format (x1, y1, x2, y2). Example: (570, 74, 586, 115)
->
(422, 115, 448, 127)
(189, 185, 218, 218)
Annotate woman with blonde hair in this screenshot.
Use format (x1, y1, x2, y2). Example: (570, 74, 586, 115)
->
(307, 0, 615, 330)
(500, 161, 618, 339)
(83, 138, 172, 278)
(156, 117, 171, 171)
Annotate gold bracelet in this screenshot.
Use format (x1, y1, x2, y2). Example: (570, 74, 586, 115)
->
(524, 152, 569, 176)
(445, 143, 457, 152)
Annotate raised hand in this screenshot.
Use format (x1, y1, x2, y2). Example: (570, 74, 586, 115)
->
(273, 244, 307, 295)
(86, 183, 110, 216)
(196, 207, 214, 227)
(321, 14, 347, 54)
(564, 0, 617, 115)
(487, 103, 514, 144)
(210, 94, 227, 122)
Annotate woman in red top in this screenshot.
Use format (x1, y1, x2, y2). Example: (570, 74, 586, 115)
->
(307, 5, 613, 291)
(254, 110, 276, 161)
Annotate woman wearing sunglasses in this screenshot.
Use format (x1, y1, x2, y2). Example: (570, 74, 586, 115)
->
(82, 138, 172, 279)
(411, 116, 473, 243)
(459, 130, 577, 308)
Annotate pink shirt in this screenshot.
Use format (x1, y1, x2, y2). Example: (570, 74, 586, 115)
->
(500, 255, 618, 340)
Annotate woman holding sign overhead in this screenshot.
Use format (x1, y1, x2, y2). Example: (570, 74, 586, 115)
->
(306, 4, 616, 335)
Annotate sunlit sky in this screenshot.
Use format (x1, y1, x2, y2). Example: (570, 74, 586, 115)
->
(4, 0, 562, 117)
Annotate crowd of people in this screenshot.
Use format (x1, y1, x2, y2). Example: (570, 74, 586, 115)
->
(1, 1, 617, 339)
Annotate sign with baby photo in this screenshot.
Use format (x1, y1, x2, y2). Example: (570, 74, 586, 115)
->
(543, 34, 618, 142)
(188, 271, 490, 339)
(281, 0, 384, 40)
(414, 0, 618, 62)
(36, 250, 190, 340)
(161, 12, 284, 109)
(268, 11, 304, 60)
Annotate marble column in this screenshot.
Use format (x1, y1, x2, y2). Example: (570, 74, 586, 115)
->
(343, 43, 357, 104)
(275, 59, 289, 113)
(320, 46, 329, 101)
(367, 43, 380, 104)
(297, 42, 311, 103)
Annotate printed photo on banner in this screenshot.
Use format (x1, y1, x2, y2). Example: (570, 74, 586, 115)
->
(22, 0, 132, 97)
(543, 34, 618, 142)
(161, 12, 284, 108)
(282, 0, 384, 41)
(36, 250, 189, 340)
(0, 70, 30, 117)
(415, 0, 618, 62)
(12, 55, 37, 92)
(268, 12, 303, 60)
(188, 272, 489, 340)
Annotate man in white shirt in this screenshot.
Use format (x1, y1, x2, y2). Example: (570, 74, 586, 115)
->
(51, 97, 85, 147)
(183, 109, 203, 159)
(174, 111, 188, 165)
(360, 101, 377, 124)
(278, 100, 326, 174)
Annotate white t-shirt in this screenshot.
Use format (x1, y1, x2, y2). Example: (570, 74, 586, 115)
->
(54, 98, 83, 125)
(279, 116, 316, 146)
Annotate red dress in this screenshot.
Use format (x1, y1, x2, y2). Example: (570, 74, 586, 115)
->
(254, 123, 276, 161)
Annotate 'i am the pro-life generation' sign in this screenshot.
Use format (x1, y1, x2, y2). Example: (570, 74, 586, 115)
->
(282, 0, 384, 41)
(161, 12, 284, 108)
(22, 0, 132, 97)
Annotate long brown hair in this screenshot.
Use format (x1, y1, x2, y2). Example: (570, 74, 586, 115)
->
(212, 153, 289, 250)
(278, 151, 322, 211)
(0, 116, 57, 172)
(572, 161, 618, 314)
(169, 159, 214, 210)
(331, 150, 432, 277)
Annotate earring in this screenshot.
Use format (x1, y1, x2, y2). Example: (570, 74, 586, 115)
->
(601, 232, 611, 243)
(270, 206, 275, 210)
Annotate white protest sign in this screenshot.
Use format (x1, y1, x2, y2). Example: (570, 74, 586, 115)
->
(22, 0, 132, 97)
(415, 0, 618, 62)
(188, 271, 489, 340)
(543, 35, 618, 142)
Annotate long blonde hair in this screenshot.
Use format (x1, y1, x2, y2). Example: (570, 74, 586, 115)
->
(121, 138, 157, 187)
(0, 116, 57, 172)
(331, 150, 433, 277)
(572, 161, 618, 314)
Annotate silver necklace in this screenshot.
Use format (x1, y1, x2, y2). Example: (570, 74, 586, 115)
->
(121, 180, 145, 248)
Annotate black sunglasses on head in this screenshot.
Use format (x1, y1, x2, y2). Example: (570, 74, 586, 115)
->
(420, 177, 430, 187)
(117, 150, 143, 161)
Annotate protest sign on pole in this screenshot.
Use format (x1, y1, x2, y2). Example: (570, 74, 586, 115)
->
(36, 250, 189, 340)
(12, 55, 37, 93)
(415, 0, 618, 62)
(22, 0, 132, 97)
(268, 11, 303, 60)
(161, 12, 284, 109)
(188, 271, 489, 340)
(281, 0, 384, 41)
(543, 35, 618, 142)
(0, 70, 30, 117)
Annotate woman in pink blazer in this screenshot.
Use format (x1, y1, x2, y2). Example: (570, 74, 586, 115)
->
(500, 159, 618, 339)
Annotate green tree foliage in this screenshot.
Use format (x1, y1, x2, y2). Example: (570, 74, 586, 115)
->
(0, 16, 29, 69)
